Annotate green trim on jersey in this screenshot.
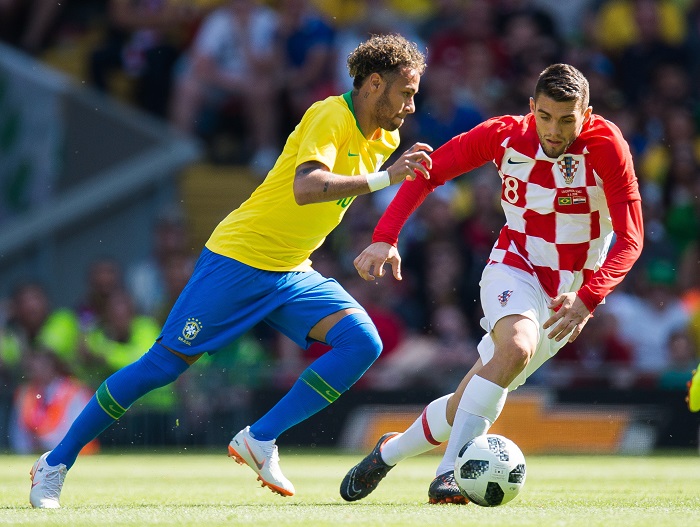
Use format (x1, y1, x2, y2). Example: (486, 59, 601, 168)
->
(300, 369, 342, 403)
(342, 91, 363, 134)
(96, 382, 129, 420)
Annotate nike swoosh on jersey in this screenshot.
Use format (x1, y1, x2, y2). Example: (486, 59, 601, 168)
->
(507, 158, 527, 164)
(348, 152, 359, 157)
(244, 439, 266, 470)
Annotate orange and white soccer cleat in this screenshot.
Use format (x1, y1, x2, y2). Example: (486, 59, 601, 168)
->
(228, 426, 295, 497)
(29, 452, 67, 509)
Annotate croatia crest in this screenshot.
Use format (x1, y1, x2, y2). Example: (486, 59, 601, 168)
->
(557, 155, 579, 185)
(498, 290, 513, 307)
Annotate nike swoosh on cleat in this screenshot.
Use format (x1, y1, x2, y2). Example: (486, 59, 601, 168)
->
(244, 439, 266, 470)
(344, 468, 362, 499)
(507, 158, 527, 164)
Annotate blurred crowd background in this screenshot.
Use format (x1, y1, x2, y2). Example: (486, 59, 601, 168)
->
(1, 0, 700, 452)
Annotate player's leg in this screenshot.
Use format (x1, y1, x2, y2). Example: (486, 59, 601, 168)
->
(30, 249, 275, 508)
(427, 263, 549, 504)
(339, 392, 456, 501)
(229, 274, 382, 496)
(428, 314, 537, 504)
(30, 342, 193, 508)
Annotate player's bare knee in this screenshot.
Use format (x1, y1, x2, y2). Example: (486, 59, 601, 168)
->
(502, 343, 532, 373)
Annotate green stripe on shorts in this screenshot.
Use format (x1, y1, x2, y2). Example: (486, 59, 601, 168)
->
(300, 369, 341, 403)
(96, 382, 128, 420)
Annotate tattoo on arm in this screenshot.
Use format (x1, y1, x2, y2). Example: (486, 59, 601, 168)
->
(299, 167, 315, 176)
(323, 181, 329, 193)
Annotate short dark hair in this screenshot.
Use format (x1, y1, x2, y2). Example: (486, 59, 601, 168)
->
(534, 64, 590, 110)
(347, 34, 426, 89)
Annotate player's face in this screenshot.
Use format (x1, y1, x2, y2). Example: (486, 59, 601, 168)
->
(530, 95, 592, 158)
(374, 68, 420, 132)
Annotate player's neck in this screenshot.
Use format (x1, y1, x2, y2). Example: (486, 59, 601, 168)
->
(351, 91, 380, 140)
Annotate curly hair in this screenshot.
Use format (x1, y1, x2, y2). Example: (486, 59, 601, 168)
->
(347, 34, 426, 89)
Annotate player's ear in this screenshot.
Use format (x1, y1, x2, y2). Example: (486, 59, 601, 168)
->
(529, 97, 535, 114)
(369, 72, 382, 93)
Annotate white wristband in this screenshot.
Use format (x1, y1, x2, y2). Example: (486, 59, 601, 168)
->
(366, 170, 391, 192)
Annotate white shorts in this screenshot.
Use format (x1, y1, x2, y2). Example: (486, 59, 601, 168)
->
(477, 263, 569, 391)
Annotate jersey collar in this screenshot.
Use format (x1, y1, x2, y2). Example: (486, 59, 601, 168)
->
(342, 91, 364, 135)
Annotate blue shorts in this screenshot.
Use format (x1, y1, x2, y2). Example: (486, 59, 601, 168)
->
(159, 248, 364, 356)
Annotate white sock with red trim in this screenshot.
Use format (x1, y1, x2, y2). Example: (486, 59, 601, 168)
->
(435, 375, 507, 476)
(380, 394, 452, 466)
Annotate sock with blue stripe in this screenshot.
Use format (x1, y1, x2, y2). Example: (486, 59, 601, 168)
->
(250, 312, 382, 440)
(46, 343, 188, 469)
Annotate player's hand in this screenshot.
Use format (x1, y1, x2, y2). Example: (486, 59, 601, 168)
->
(543, 293, 592, 343)
(386, 142, 433, 184)
(354, 242, 402, 281)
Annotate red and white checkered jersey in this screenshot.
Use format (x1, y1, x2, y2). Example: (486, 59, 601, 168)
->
(373, 113, 642, 305)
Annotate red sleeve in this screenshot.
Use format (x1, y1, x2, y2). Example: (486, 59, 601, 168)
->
(589, 118, 641, 204)
(372, 118, 505, 245)
(577, 199, 644, 311)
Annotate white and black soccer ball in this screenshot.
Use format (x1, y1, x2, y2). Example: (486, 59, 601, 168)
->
(453, 434, 526, 507)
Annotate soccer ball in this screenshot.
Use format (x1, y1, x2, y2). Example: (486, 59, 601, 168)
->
(453, 434, 526, 507)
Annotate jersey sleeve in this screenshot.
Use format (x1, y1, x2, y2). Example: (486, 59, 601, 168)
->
(372, 118, 504, 245)
(590, 122, 641, 205)
(294, 103, 348, 170)
(577, 199, 644, 311)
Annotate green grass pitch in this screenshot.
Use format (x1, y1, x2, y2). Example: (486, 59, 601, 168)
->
(2, 450, 699, 526)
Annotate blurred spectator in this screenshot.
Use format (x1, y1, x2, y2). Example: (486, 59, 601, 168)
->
(497, 5, 563, 114)
(363, 303, 478, 391)
(661, 143, 700, 256)
(423, 0, 506, 86)
(594, 0, 687, 56)
(414, 66, 484, 148)
(9, 349, 98, 455)
(76, 257, 124, 331)
(82, 289, 162, 391)
(276, 0, 336, 134)
(126, 210, 194, 319)
(415, 0, 463, 42)
(603, 259, 690, 375)
(169, 0, 279, 173)
(657, 329, 697, 390)
(550, 310, 634, 388)
(90, 0, 207, 117)
(153, 252, 195, 325)
(0, 0, 66, 54)
(599, 0, 689, 105)
(3, 282, 81, 367)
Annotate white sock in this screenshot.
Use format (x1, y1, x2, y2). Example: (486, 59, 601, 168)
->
(435, 375, 507, 476)
(381, 394, 452, 466)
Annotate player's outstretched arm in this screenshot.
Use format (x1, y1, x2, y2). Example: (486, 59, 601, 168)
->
(354, 242, 402, 282)
(293, 143, 432, 205)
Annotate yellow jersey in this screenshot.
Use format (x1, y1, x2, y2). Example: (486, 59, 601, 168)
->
(205, 92, 400, 271)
